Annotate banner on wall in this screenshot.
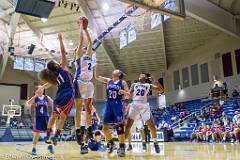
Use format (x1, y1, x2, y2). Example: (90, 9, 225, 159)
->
(129, 143, 165, 155)
(132, 131, 167, 142)
(158, 94, 166, 109)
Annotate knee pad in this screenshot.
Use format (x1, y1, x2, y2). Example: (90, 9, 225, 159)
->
(116, 125, 125, 135)
(80, 126, 86, 135)
(87, 126, 93, 139)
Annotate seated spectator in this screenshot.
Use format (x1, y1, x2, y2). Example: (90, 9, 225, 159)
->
(165, 124, 174, 141)
(11, 118, 18, 128)
(1, 118, 6, 125)
(213, 119, 224, 142)
(199, 112, 206, 122)
(233, 100, 239, 110)
(171, 115, 177, 122)
(208, 89, 214, 99)
(179, 113, 185, 127)
(221, 112, 229, 125)
(178, 103, 185, 112)
(179, 111, 185, 119)
(232, 89, 239, 98)
(215, 105, 223, 119)
(202, 109, 209, 119)
(222, 119, 234, 143)
(222, 82, 228, 97)
(190, 123, 201, 142)
(211, 84, 223, 98)
(199, 123, 207, 141)
(172, 104, 177, 112)
(206, 125, 214, 142)
(233, 111, 239, 125)
(209, 107, 217, 120)
(189, 112, 198, 123)
(18, 121, 24, 128)
(233, 116, 240, 143)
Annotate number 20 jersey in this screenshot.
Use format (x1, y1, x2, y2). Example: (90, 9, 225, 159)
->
(74, 53, 93, 81)
(106, 80, 123, 101)
(132, 82, 151, 102)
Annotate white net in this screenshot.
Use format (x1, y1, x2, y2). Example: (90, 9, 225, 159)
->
(8, 110, 16, 118)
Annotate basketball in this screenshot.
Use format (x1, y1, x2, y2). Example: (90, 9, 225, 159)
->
(79, 16, 88, 29)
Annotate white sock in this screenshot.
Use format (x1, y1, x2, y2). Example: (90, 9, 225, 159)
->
(153, 138, 157, 143)
(33, 144, 36, 148)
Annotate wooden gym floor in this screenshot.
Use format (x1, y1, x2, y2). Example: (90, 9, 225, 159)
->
(0, 141, 239, 160)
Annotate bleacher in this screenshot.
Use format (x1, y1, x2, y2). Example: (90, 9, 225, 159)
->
(172, 99, 214, 139)
(153, 98, 212, 127)
(222, 96, 240, 120)
(0, 115, 33, 142)
(174, 96, 240, 140)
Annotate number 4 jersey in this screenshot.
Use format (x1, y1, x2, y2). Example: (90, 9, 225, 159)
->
(132, 82, 151, 102)
(35, 95, 49, 116)
(74, 53, 93, 81)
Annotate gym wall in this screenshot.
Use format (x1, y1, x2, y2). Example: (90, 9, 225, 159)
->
(0, 59, 56, 114)
(164, 33, 240, 104)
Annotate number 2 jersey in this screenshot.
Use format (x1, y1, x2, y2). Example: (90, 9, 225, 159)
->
(132, 82, 151, 102)
(35, 95, 49, 117)
(74, 53, 93, 81)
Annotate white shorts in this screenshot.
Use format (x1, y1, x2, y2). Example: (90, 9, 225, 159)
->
(75, 80, 94, 99)
(128, 101, 151, 122)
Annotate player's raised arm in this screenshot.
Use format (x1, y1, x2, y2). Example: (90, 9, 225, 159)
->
(151, 84, 164, 93)
(75, 18, 84, 60)
(94, 61, 110, 84)
(149, 75, 164, 93)
(37, 83, 52, 93)
(84, 28, 93, 56)
(58, 33, 67, 69)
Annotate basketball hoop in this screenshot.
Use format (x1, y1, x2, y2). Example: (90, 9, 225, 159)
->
(8, 110, 16, 119)
(2, 104, 21, 127)
(125, 5, 147, 17)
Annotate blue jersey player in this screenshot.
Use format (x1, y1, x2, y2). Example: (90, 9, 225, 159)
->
(26, 86, 53, 155)
(95, 61, 130, 157)
(37, 33, 75, 146)
(91, 106, 100, 131)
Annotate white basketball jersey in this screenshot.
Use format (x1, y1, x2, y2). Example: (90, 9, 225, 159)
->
(74, 54, 93, 81)
(132, 82, 151, 102)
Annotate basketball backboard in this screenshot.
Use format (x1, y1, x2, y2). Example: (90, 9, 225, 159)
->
(2, 105, 22, 117)
(120, 0, 186, 20)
